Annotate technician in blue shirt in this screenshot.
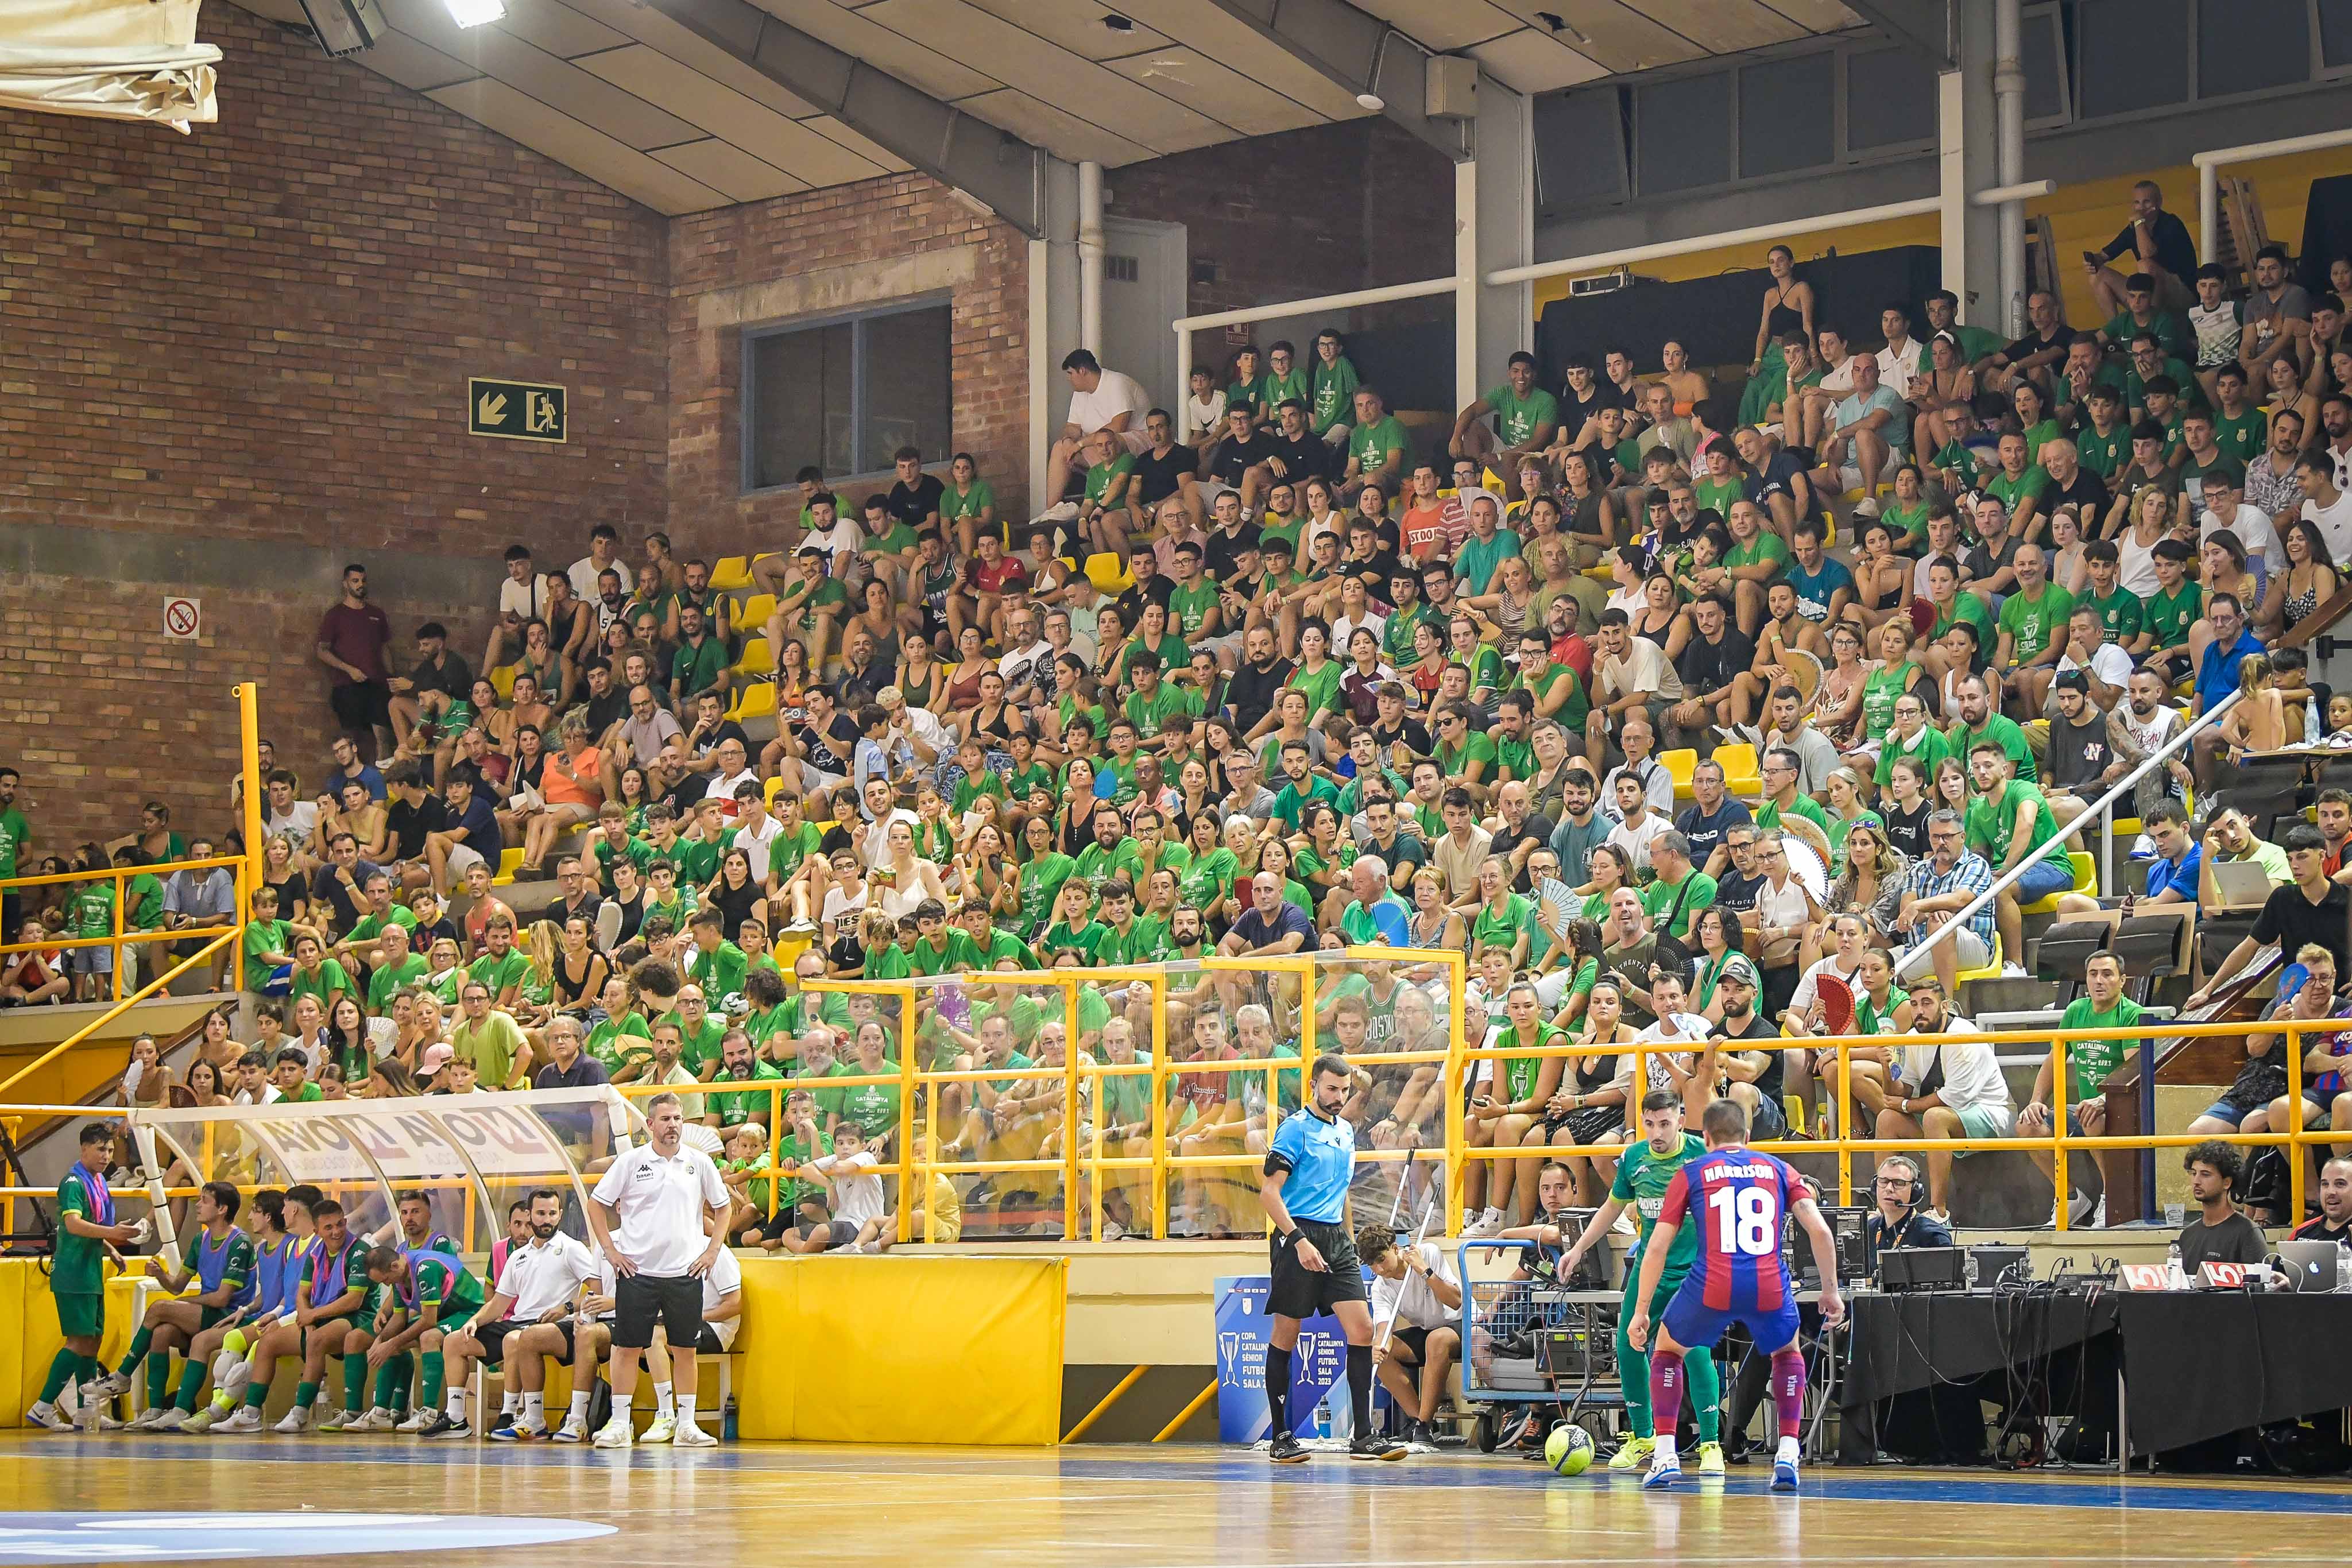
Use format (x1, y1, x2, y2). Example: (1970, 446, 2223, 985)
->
(1259, 1054, 1403, 1465)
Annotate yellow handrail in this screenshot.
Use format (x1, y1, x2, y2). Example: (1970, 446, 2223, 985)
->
(0, 927, 239, 1101)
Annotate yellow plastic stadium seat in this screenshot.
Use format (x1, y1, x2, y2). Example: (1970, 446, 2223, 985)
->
(766, 775, 790, 810)
(490, 664, 516, 702)
(735, 636, 776, 675)
(710, 555, 754, 593)
(1083, 552, 1136, 596)
(1954, 931, 2004, 987)
(2020, 850, 2096, 917)
(727, 682, 777, 722)
(737, 593, 778, 633)
(1661, 748, 1698, 802)
(490, 847, 525, 887)
(1713, 742, 1761, 800)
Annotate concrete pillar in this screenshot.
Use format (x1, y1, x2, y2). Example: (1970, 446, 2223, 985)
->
(1937, 0, 2002, 330)
(1469, 74, 1532, 405)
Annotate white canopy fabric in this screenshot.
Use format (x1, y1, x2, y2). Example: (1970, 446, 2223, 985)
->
(0, 0, 218, 132)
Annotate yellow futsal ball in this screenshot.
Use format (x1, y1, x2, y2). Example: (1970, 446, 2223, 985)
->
(1545, 1423, 1594, 1475)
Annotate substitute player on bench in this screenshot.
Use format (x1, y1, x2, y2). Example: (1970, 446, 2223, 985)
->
(98, 1180, 253, 1429)
(361, 1241, 488, 1437)
(1556, 1089, 1725, 1474)
(1627, 1098, 1844, 1492)
(1258, 1054, 1407, 1465)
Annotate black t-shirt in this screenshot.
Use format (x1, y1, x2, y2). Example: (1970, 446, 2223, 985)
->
(1675, 799, 1754, 870)
(2045, 467, 2110, 517)
(1488, 816, 1557, 888)
(1962, 534, 2026, 586)
(1265, 432, 1330, 490)
(1747, 450, 1817, 518)
(452, 795, 502, 860)
(800, 712, 860, 777)
(311, 861, 384, 936)
(1881, 799, 1932, 861)
(1208, 432, 1276, 488)
(1350, 551, 1406, 602)
(2002, 324, 2078, 366)
(1132, 445, 1194, 509)
(1677, 628, 1756, 694)
(686, 718, 752, 762)
(886, 474, 946, 531)
(2176, 1211, 2268, 1272)
(1559, 384, 1611, 435)
(582, 687, 629, 738)
(1715, 868, 1766, 915)
(385, 795, 447, 862)
(1203, 522, 1262, 582)
(1370, 716, 1432, 757)
(1716, 1013, 1780, 1100)
(1225, 657, 1294, 735)
(2044, 714, 2114, 791)
(409, 649, 473, 700)
(1562, 489, 1611, 539)
(2252, 881, 2352, 979)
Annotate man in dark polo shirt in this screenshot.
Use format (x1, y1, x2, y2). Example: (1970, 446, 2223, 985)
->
(317, 564, 394, 758)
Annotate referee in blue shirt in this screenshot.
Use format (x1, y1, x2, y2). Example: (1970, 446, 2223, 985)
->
(1260, 1053, 1406, 1464)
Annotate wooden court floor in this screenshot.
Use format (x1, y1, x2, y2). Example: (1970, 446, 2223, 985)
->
(7, 1437, 2352, 1567)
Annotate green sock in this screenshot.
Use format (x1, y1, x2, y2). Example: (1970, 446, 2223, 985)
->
(38, 1348, 76, 1404)
(373, 1354, 408, 1412)
(79, 1353, 105, 1385)
(420, 1351, 444, 1411)
(146, 1353, 173, 1409)
(343, 1354, 368, 1412)
(174, 1358, 208, 1414)
(294, 1379, 319, 1411)
(1615, 1317, 1653, 1439)
(119, 1327, 153, 1375)
(1686, 1345, 1721, 1443)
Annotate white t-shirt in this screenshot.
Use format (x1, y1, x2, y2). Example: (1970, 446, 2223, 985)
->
(498, 574, 544, 620)
(1626, 1013, 1712, 1094)
(590, 1141, 727, 1277)
(1786, 954, 1864, 1024)
(705, 767, 759, 819)
(1185, 390, 1227, 444)
(1605, 811, 1668, 876)
(810, 1148, 886, 1225)
(266, 800, 320, 847)
(725, 813, 783, 884)
(1071, 370, 1151, 437)
(570, 553, 620, 601)
(1896, 1030, 2014, 1120)
(1369, 1241, 1457, 1331)
(806, 518, 864, 565)
(1876, 340, 1922, 402)
(701, 1245, 743, 1350)
(2201, 504, 2283, 575)
(821, 884, 868, 946)
(2303, 492, 2352, 566)
(1330, 611, 1387, 652)
(2055, 641, 2134, 691)
(500, 1232, 599, 1321)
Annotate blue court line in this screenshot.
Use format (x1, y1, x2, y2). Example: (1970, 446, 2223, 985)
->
(11, 1439, 2351, 1515)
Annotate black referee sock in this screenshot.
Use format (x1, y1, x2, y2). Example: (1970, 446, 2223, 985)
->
(1264, 1345, 1293, 1436)
(1347, 1344, 1372, 1436)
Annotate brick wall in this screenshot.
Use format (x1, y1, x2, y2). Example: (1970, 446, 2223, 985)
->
(667, 178, 1032, 559)
(0, 5, 668, 849)
(1106, 119, 1455, 383)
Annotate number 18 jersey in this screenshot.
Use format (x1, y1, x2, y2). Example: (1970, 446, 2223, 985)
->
(1655, 1145, 1812, 1316)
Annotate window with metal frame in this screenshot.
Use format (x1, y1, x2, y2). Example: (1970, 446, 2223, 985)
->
(742, 300, 951, 493)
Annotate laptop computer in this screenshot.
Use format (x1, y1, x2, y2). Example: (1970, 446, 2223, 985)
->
(2210, 858, 2277, 907)
(2276, 1238, 2342, 1292)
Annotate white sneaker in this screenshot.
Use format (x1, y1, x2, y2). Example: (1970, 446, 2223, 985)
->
(1035, 501, 1080, 524)
(2091, 1195, 2108, 1228)
(181, 1408, 215, 1434)
(148, 1407, 188, 1433)
(1460, 1210, 1505, 1240)
(672, 1420, 716, 1448)
(126, 1406, 169, 1432)
(26, 1401, 75, 1432)
(84, 1369, 133, 1401)
(315, 1407, 353, 1433)
(553, 1417, 587, 1444)
(352, 1407, 398, 1433)
(640, 1414, 676, 1445)
(272, 1407, 311, 1434)
(590, 1418, 633, 1449)
(1852, 497, 1881, 518)
(2066, 1190, 2096, 1227)
(396, 1408, 431, 1433)
(213, 1407, 262, 1434)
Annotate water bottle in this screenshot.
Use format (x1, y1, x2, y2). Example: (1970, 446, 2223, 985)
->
(2166, 1241, 2187, 1291)
(2336, 1242, 2350, 1294)
(2308, 693, 2323, 744)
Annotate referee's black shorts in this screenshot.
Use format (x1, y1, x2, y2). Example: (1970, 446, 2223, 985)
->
(613, 1273, 702, 1351)
(475, 1319, 577, 1368)
(1268, 1218, 1368, 1320)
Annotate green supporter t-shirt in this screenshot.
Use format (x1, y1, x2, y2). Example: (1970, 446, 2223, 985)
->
(2145, 580, 2202, 652)
(1312, 357, 1360, 435)
(1437, 730, 1498, 783)
(1348, 415, 1412, 480)
(1983, 466, 2049, 516)
(2212, 408, 2265, 467)
(1948, 714, 2037, 783)
(1996, 582, 2074, 665)
(1757, 792, 1832, 838)
(2056, 996, 2141, 1104)
(1641, 872, 1717, 942)
(1611, 1131, 1710, 1280)
(942, 479, 996, 530)
(585, 1012, 652, 1075)
(1167, 580, 1220, 642)
(1490, 1021, 1561, 1104)
(1016, 851, 1077, 937)
(469, 948, 532, 999)
(287, 959, 351, 1015)
(123, 872, 165, 931)
(0, 807, 27, 879)
(1084, 453, 1136, 505)
(1694, 474, 1744, 517)
(1930, 590, 1995, 645)
(1724, 529, 1789, 576)
(2081, 586, 2145, 645)
(1487, 384, 1559, 447)
(2074, 420, 2129, 479)
(366, 954, 428, 1013)
(707, 1059, 784, 1127)
(70, 881, 114, 940)
(242, 917, 289, 992)
(1964, 780, 2070, 874)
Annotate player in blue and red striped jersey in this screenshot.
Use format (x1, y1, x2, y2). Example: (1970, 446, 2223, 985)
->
(1627, 1098, 1845, 1493)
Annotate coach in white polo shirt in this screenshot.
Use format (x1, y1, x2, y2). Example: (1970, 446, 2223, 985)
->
(441, 1186, 598, 1439)
(587, 1091, 730, 1449)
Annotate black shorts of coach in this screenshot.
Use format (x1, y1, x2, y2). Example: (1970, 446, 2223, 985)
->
(475, 1319, 578, 1369)
(1267, 1219, 1368, 1321)
(613, 1273, 703, 1351)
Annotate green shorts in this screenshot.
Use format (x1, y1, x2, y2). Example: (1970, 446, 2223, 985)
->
(1620, 1266, 1689, 1335)
(55, 1291, 103, 1340)
(1951, 1101, 2017, 1152)
(199, 1305, 231, 1331)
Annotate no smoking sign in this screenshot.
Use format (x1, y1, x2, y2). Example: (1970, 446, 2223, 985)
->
(163, 595, 202, 641)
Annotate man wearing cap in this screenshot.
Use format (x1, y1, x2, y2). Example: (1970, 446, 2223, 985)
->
(1709, 954, 1786, 1140)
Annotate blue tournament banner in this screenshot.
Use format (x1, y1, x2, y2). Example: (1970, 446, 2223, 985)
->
(1212, 1274, 1352, 1442)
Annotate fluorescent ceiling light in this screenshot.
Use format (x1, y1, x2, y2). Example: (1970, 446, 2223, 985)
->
(444, 0, 505, 26)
